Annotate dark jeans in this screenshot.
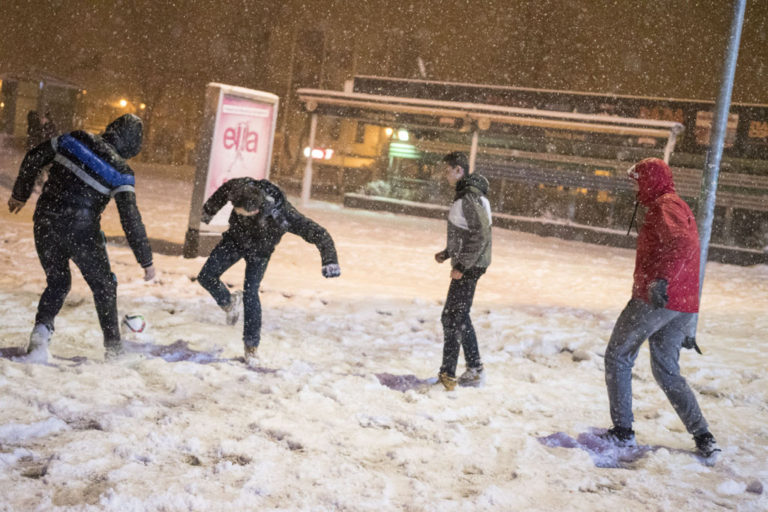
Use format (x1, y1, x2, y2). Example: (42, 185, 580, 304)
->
(440, 268, 485, 377)
(34, 213, 120, 347)
(197, 236, 269, 348)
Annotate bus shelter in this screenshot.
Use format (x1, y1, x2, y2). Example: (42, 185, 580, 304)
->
(296, 87, 683, 226)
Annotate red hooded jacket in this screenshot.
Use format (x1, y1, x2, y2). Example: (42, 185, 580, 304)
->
(630, 158, 700, 313)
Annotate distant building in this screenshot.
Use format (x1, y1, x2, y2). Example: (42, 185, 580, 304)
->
(0, 72, 84, 140)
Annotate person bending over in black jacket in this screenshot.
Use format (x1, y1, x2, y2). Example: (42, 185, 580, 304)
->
(197, 178, 340, 366)
(8, 114, 155, 361)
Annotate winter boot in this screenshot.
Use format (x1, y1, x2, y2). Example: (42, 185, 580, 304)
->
(27, 323, 52, 356)
(244, 346, 259, 368)
(437, 371, 457, 391)
(223, 291, 243, 326)
(458, 365, 485, 387)
(694, 432, 721, 459)
(598, 426, 637, 447)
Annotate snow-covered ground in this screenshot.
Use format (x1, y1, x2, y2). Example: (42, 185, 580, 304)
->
(0, 148, 766, 511)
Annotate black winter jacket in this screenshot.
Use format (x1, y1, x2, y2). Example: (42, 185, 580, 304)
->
(202, 178, 338, 265)
(11, 114, 153, 268)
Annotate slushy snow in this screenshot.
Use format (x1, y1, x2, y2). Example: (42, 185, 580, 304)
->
(0, 150, 766, 511)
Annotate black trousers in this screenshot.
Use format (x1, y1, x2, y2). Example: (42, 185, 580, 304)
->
(34, 213, 120, 347)
(197, 236, 269, 348)
(440, 267, 485, 377)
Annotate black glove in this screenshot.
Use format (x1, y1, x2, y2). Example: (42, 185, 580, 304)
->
(200, 211, 213, 224)
(682, 336, 703, 354)
(648, 279, 669, 309)
(322, 263, 341, 278)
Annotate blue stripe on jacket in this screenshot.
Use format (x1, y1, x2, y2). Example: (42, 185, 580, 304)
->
(57, 135, 135, 188)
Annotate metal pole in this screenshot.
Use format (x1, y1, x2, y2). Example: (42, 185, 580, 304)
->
(697, 0, 746, 290)
(301, 113, 318, 206)
(662, 125, 682, 163)
(469, 129, 479, 174)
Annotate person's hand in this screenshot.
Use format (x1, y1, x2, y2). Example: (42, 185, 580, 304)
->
(435, 250, 448, 263)
(648, 279, 669, 309)
(143, 265, 156, 281)
(450, 268, 463, 280)
(8, 197, 25, 214)
(322, 263, 341, 278)
(200, 211, 213, 224)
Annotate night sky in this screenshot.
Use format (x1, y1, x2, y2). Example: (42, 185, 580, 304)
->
(2, 0, 766, 144)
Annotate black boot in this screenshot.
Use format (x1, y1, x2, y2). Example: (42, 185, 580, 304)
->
(694, 432, 721, 459)
(599, 426, 637, 447)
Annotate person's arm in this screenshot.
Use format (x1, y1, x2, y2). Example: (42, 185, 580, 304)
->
(9, 141, 56, 212)
(114, 190, 154, 279)
(200, 180, 236, 223)
(283, 203, 339, 275)
(454, 196, 491, 273)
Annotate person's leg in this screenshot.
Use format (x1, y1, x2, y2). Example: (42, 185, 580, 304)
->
(648, 313, 709, 436)
(33, 217, 71, 333)
(242, 255, 269, 349)
(440, 275, 478, 377)
(605, 299, 678, 430)
(70, 228, 120, 347)
(457, 272, 483, 370)
(197, 237, 243, 308)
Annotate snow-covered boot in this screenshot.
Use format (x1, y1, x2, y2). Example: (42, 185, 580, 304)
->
(598, 426, 637, 447)
(437, 372, 457, 391)
(694, 432, 721, 459)
(223, 291, 243, 325)
(244, 346, 259, 368)
(27, 323, 52, 358)
(104, 342, 125, 361)
(458, 365, 485, 387)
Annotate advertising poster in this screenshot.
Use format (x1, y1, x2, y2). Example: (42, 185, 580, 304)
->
(184, 83, 279, 257)
(204, 94, 276, 202)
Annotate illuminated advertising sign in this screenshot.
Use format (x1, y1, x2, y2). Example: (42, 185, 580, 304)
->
(204, 93, 276, 200)
(184, 83, 279, 257)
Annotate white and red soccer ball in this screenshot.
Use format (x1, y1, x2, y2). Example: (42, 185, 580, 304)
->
(122, 314, 147, 334)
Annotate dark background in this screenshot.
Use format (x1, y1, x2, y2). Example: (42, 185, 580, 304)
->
(2, 0, 766, 161)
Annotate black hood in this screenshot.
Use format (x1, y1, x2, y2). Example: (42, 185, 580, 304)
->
(232, 180, 267, 212)
(102, 114, 143, 159)
(456, 173, 489, 197)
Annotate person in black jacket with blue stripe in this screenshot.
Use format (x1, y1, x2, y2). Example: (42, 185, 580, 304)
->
(197, 178, 340, 366)
(8, 114, 155, 361)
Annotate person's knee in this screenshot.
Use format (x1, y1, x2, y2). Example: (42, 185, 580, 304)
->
(45, 269, 72, 295)
(604, 343, 632, 372)
(197, 269, 214, 288)
(651, 360, 683, 388)
(441, 309, 457, 328)
(91, 273, 117, 300)
(47, 270, 72, 294)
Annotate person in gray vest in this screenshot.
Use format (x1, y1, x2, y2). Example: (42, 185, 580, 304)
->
(434, 152, 492, 390)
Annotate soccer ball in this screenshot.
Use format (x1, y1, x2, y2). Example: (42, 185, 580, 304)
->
(122, 314, 147, 334)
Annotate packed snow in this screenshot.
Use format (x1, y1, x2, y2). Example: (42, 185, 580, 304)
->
(0, 147, 766, 511)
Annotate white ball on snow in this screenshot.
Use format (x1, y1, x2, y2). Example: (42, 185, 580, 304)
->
(122, 314, 148, 334)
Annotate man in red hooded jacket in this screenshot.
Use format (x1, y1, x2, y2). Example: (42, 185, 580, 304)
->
(602, 158, 720, 460)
